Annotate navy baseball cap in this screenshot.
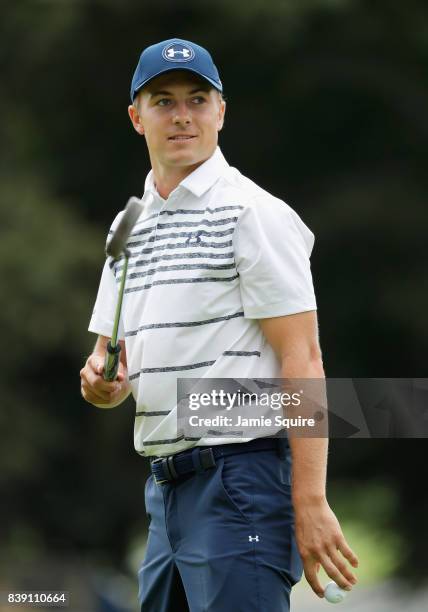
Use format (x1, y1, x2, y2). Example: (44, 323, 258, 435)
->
(130, 38, 223, 102)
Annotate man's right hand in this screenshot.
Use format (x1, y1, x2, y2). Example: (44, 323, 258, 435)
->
(80, 352, 130, 408)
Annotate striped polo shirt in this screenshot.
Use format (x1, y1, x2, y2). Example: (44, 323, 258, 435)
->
(88, 147, 317, 457)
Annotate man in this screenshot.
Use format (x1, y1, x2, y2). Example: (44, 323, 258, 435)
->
(80, 38, 358, 611)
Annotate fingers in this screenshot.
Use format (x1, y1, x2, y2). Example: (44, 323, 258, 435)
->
(80, 354, 124, 405)
(87, 354, 104, 376)
(304, 562, 324, 598)
(304, 555, 352, 599)
(328, 548, 357, 586)
(319, 552, 355, 591)
(81, 377, 123, 405)
(302, 539, 358, 598)
(337, 536, 359, 568)
(296, 501, 359, 600)
(116, 362, 126, 382)
(81, 383, 110, 405)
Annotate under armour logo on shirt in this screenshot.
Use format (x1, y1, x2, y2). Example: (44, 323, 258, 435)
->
(248, 535, 260, 542)
(186, 231, 202, 244)
(162, 43, 195, 63)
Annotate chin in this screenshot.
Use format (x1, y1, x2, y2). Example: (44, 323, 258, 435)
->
(167, 151, 204, 167)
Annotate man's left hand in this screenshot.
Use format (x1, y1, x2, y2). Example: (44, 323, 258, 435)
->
(293, 496, 359, 598)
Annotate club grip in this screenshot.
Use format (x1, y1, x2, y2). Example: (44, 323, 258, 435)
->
(103, 341, 121, 381)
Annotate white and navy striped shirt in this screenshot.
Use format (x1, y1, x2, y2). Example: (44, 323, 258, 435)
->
(89, 147, 317, 457)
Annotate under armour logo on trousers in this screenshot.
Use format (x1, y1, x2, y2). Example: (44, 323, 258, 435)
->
(248, 535, 260, 542)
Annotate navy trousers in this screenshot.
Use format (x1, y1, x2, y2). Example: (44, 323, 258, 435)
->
(138, 439, 303, 611)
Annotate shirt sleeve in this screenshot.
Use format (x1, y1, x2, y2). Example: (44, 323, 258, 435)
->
(88, 258, 125, 340)
(88, 211, 125, 340)
(233, 196, 317, 319)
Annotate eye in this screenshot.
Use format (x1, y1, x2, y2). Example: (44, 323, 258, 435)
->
(192, 96, 206, 104)
(156, 98, 171, 106)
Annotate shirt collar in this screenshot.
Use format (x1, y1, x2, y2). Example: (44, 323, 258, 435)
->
(144, 146, 229, 199)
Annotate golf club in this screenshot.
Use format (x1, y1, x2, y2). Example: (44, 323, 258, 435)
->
(103, 196, 143, 381)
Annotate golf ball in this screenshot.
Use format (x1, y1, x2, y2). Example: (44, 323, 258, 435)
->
(324, 581, 347, 604)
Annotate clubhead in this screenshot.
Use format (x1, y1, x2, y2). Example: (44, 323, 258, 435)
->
(106, 197, 143, 259)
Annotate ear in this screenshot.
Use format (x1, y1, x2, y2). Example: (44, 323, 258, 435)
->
(217, 98, 226, 132)
(128, 104, 145, 136)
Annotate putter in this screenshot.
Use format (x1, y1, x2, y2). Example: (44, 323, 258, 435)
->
(103, 196, 143, 381)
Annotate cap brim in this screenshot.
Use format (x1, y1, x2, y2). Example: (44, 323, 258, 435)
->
(132, 67, 222, 100)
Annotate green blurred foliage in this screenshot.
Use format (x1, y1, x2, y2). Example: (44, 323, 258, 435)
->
(328, 481, 404, 584)
(0, 177, 101, 367)
(1, 0, 427, 585)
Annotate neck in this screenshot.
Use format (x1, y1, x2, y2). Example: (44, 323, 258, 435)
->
(150, 148, 216, 200)
(151, 162, 201, 200)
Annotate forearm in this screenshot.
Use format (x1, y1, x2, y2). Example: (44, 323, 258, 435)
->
(280, 353, 328, 503)
(289, 437, 328, 504)
(259, 314, 358, 595)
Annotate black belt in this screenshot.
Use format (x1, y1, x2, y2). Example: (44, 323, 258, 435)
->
(150, 437, 280, 485)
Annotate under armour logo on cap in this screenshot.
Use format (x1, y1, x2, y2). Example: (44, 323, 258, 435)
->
(130, 38, 222, 102)
(162, 42, 195, 63)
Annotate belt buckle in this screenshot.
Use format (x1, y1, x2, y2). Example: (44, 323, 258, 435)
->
(151, 457, 169, 485)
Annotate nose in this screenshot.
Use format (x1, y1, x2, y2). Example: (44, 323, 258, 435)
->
(173, 101, 191, 126)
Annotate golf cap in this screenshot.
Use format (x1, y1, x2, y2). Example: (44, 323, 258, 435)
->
(130, 38, 223, 102)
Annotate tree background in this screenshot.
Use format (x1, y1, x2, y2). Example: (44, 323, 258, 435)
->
(1, 0, 427, 609)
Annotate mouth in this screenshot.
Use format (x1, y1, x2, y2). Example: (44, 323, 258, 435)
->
(168, 135, 197, 141)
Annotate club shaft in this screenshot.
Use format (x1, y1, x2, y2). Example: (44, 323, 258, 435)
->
(103, 254, 129, 381)
(111, 254, 129, 347)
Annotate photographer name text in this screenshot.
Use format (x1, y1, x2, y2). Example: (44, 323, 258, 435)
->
(188, 414, 315, 428)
